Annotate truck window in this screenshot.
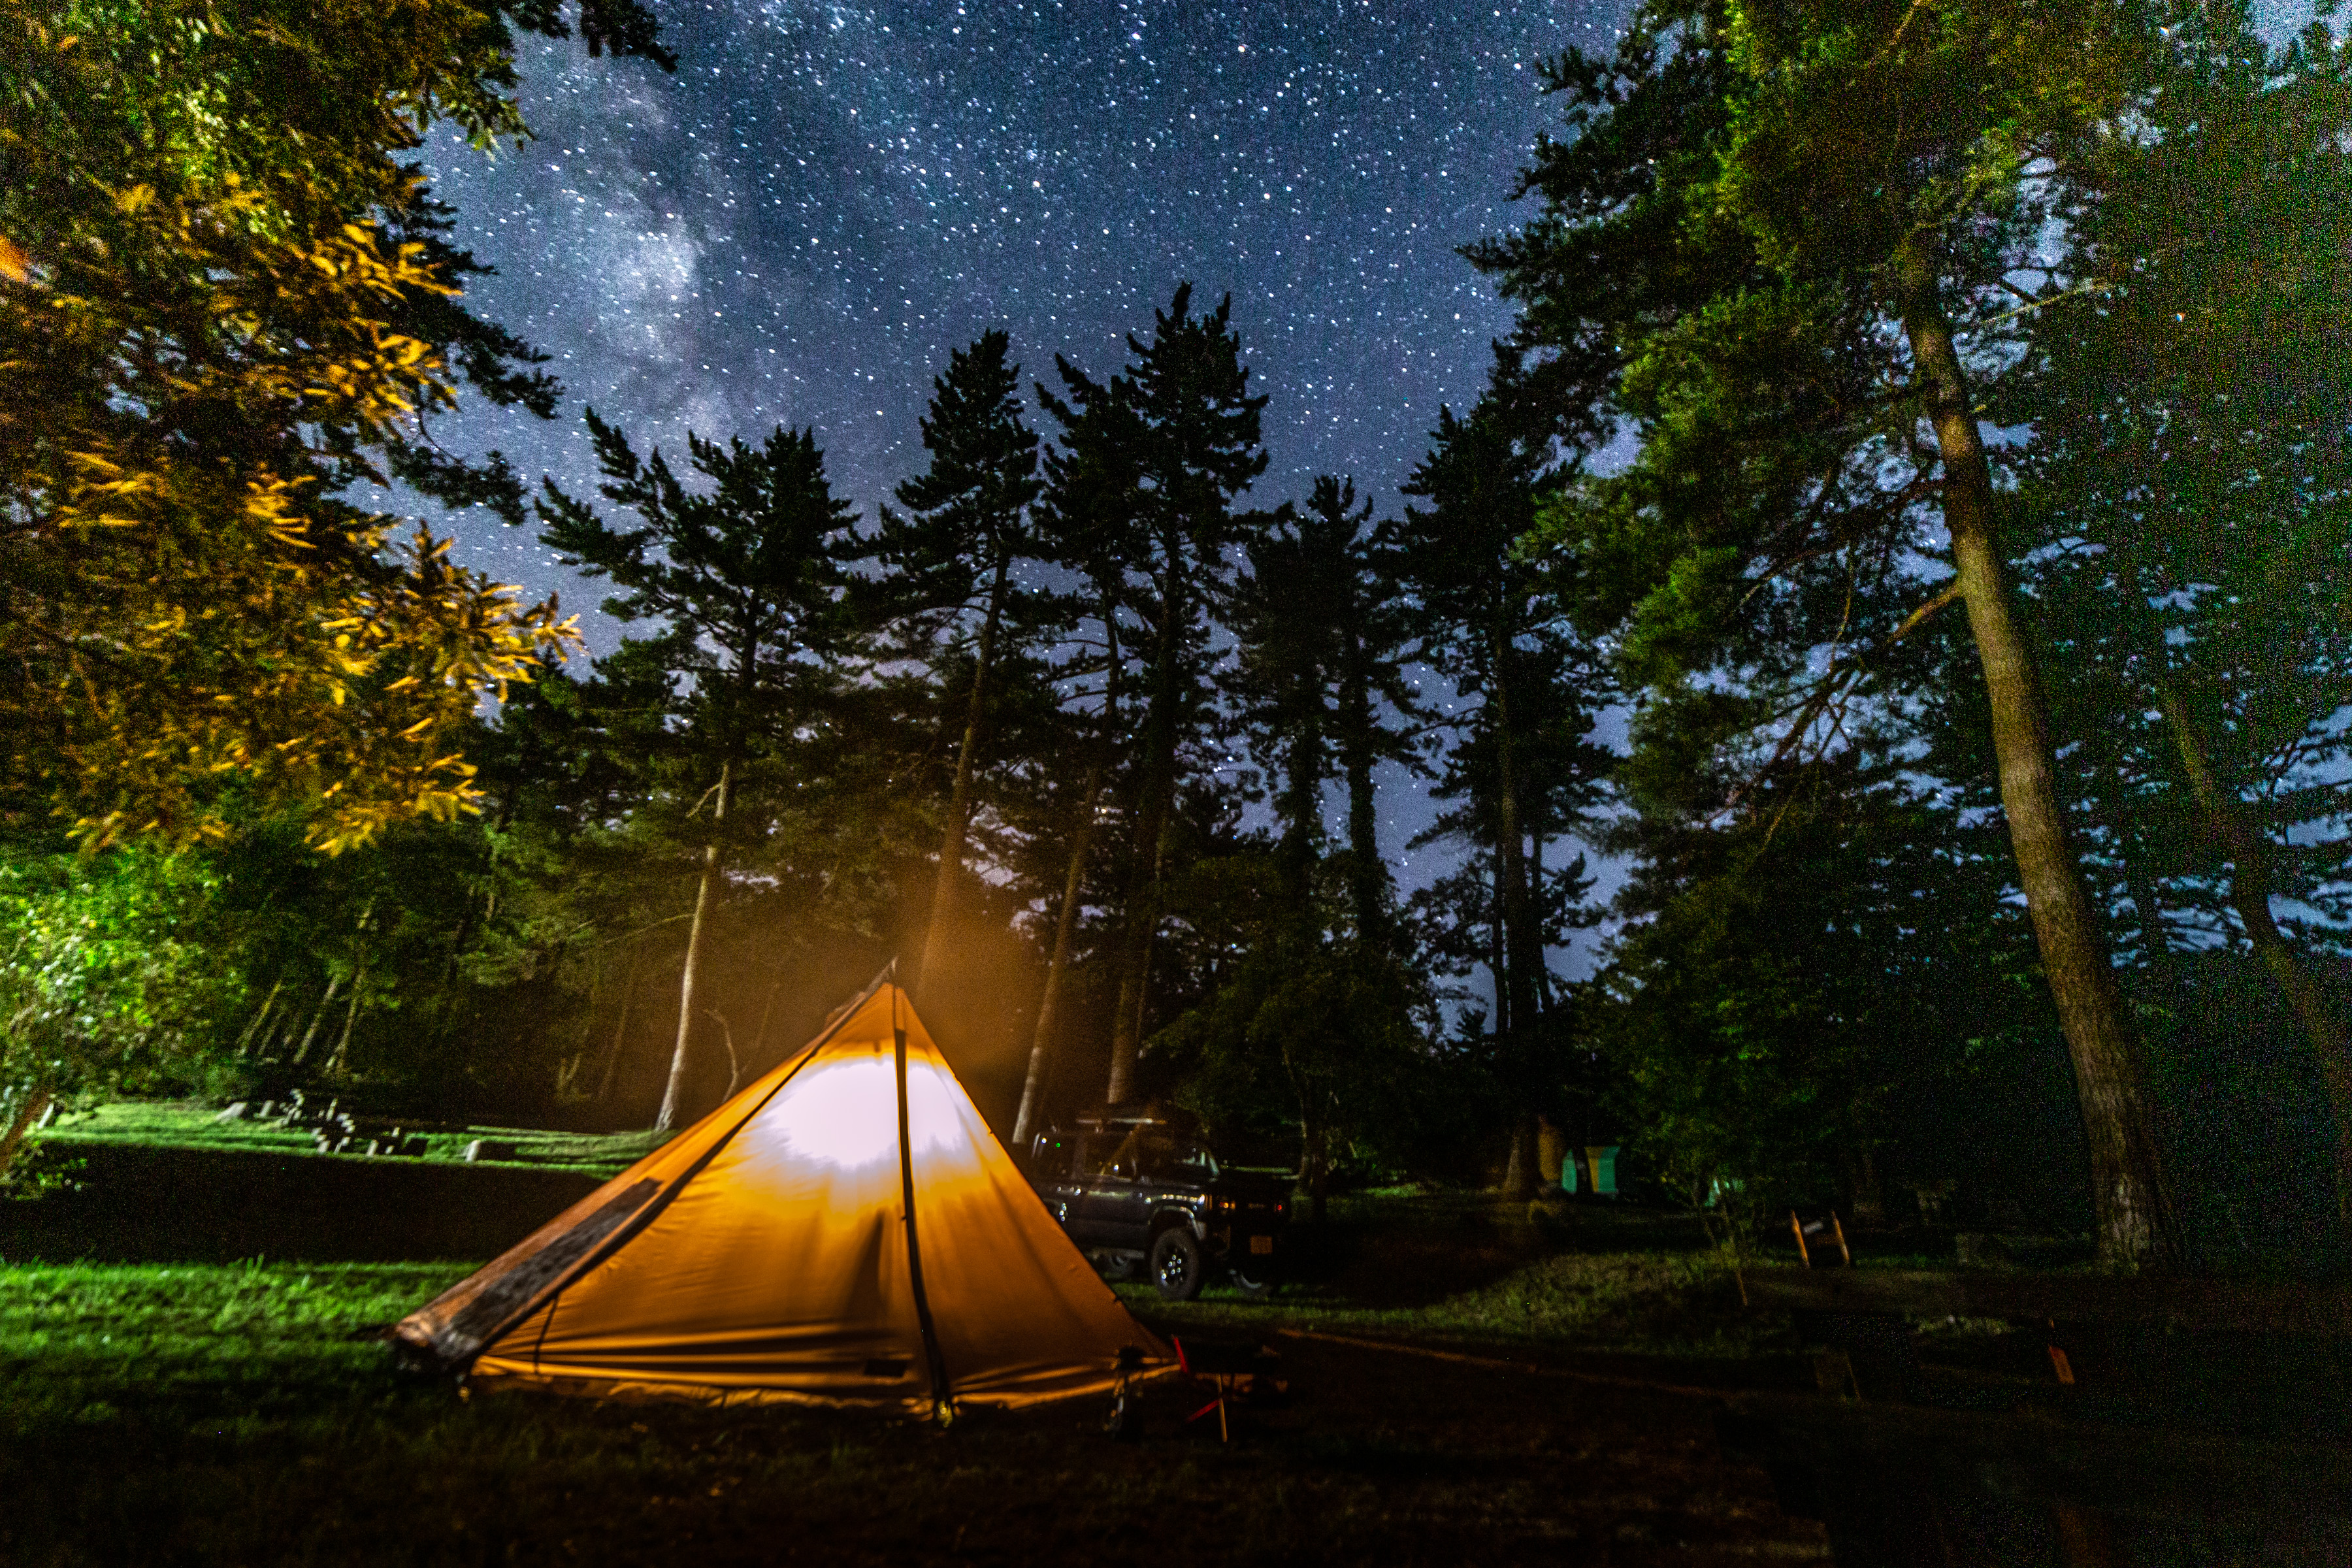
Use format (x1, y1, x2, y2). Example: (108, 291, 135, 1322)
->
(1079, 1132, 1133, 1177)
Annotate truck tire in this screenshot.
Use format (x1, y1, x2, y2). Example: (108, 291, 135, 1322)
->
(1149, 1226, 1204, 1301)
(1229, 1268, 1275, 1301)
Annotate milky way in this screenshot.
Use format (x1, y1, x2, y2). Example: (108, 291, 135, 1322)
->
(411, 0, 1627, 947)
(419, 0, 1627, 630)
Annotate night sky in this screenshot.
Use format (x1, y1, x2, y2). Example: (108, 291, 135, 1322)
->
(414, 0, 1633, 933)
(421, 2, 1627, 566)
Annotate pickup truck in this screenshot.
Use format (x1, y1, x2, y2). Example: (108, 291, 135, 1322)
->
(1027, 1115, 1290, 1301)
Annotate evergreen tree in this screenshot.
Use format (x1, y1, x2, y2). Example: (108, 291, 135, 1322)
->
(874, 331, 1053, 1000)
(1396, 376, 1612, 1192)
(2013, 4, 2352, 1224)
(1476, 0, 2213, 1263)
(1036, 284, 1270, 1105)
(1228, 477, 1423, 941)
(537, 410, 862, 1131)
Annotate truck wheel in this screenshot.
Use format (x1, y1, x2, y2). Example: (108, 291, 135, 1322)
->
(1230, 1269, 1275, 1301)
(1149, 1227, 1204, 1301)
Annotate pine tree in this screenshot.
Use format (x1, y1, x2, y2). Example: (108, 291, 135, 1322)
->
(1396, 377, 1610, 1192)
(1228, 477, 1424, 942)
(874, 331, 1052, 1002)
(537, 410, 862, 1131)
(1476, 0, 2210, 1263)
(2014, 4, 2352, 1226)
(1036, 284, 1269, 1105)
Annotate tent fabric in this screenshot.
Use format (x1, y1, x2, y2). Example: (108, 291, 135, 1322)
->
(395, 979, 1171, 1414)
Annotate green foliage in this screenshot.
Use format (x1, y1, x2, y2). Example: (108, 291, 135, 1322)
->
(0, 0, 677, 850)
(0, 849, 244, 1162)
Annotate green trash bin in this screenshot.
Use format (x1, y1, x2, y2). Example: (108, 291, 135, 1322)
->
(1584, 1145, 1620, 1197)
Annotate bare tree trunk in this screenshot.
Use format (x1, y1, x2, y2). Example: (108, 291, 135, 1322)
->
(1108, 584, 1176, 1107)
(0, 1085, 53, 1185)
(1015, 606, 1122, 1147)
(1491, 627, 1543, 1200)
(235, 977, 283, 1058)
(2157, 685, 2352, 1228)
(1338, 606, 1389, 945)
(658, 760, 730, 1134)
(1013, 761, 1107, 1149)
(706, 1007, 743, 1100)
(915, 562, 1009, 1001)
(325, 958, 364, 1078)
(289, 975, 342, 1067)
(1897, 235, 2177, 1269)
(1501, 1114, 1538, 1200)
(597, 945, 642, 1104)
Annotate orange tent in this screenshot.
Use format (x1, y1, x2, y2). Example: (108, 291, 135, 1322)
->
(395, 975, 1170, 1416)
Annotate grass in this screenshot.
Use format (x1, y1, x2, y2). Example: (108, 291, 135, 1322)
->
(0, 1251, 1832, 1566)
(1130, 1249, 1771, 1360)
(42, 1101, 668, 1177)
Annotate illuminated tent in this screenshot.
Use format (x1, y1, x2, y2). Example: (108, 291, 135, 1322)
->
(395, 974, 1169, 1415)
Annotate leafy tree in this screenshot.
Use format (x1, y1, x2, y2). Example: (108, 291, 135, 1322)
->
(0, 846, 245, 1181)
(538, 411, 864, 1130)
(874, 331, 1054, 999)
(2014, 4, 2352, 1222)
(1478, 0, 2219, 1262)
(0, 0, 668, 850)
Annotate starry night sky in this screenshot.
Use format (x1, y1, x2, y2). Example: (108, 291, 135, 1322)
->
(412, 0, 1634, 930)
(422, 0, 1623, 618)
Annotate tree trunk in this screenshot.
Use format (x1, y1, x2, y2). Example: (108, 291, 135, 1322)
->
(1107, 815, 1169, 1105)
(1305, 1107, 1330, 1224)
(326, 959, 364, 1078)
(1501, 1113, 1538, 1199)
(1339, 615, 1388, 943)
(1491, 626, 1543, 1200)
(235, 976, 283, 1058)
(1013, 760, 1106, 1149)
(0, 1085, 53, 1186)
(1277, 704, 1327, 902)
(2156, 683, 2352, 1228)
(915, 559, 1010, 1000)
(1489, 853, 1509, 1043)
(288, 975, 342, 1067)
(1107, 574, 1179, 1106)
(597, 945, 641, 1104)
(1015, 602, 1122, 1146)
(1895, 235, 2177, 1269)
(658, 760, 730, 1134)
(706, 1007, 743, 1100)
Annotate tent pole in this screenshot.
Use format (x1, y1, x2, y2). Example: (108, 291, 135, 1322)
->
(895, 1005, 953, 1422)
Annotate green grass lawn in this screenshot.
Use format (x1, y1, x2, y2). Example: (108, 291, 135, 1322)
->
(42, 1101, 668, 1177)
(0, 1254, 1830, 1566)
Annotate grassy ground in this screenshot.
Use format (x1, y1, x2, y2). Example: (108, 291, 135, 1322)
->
(0, 1251, 1835, 1567)
(41, 1101, 666, 1177)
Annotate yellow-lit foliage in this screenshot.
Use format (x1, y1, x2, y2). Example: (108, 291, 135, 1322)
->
(1, 1, 578, 851)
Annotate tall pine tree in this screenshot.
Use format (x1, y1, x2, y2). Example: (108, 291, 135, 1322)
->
(538, 410, 862, 1131)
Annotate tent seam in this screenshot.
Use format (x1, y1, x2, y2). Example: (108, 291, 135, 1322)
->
(465, 966, 900, 1371)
